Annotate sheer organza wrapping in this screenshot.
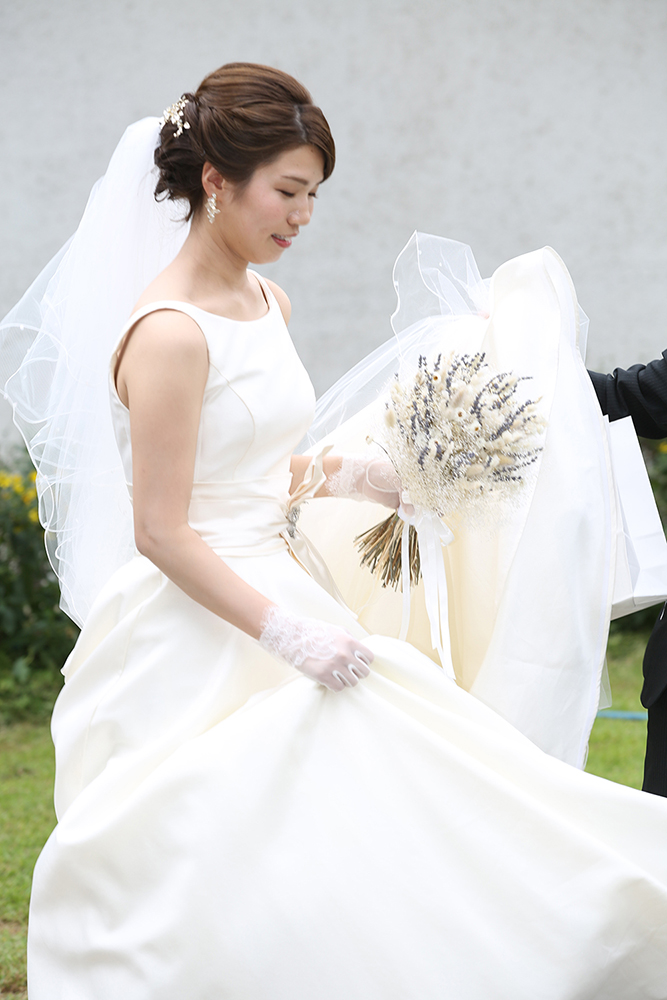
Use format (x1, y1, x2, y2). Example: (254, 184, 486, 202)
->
(304, 235, 489, 448)
(305, 231, 588, 447)
(0, 119, 189, 625)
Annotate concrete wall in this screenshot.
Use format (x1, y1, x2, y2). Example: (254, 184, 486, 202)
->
(1, 0, 665, 457)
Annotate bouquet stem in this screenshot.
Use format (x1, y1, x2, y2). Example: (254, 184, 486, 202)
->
(355, 513, 421, 590)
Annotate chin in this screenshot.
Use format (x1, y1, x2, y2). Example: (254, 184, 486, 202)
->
(251, 245, 285, 265)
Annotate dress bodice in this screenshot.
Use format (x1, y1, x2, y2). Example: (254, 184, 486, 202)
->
(108, 274, 316, 555)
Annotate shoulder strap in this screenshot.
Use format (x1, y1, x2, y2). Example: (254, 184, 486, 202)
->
(248, 269, 278, 311)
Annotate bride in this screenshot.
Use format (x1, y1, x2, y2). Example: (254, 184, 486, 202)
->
(4, 61, 667, 1000)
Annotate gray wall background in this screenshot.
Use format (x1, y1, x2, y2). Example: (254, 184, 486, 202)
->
(1, 0, 666, 456)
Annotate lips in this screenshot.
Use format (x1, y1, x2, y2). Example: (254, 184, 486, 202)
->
(271, 234, 296, 248)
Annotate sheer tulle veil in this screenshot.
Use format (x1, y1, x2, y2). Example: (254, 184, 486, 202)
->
(0, 119, 189, 625)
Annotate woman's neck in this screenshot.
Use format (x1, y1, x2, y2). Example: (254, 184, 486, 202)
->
(136, 216, 268, 321)
(174, 215, 251, 297)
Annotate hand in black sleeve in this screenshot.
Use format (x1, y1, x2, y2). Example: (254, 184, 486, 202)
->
(588, 350, 667, 439)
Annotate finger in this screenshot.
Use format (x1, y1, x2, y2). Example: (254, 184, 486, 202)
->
(332, 669, 355, 688)
(348, 660, 370, 681)
(343, 666, 361, 686)
(354, 647, 374, 667)
(353, 658, 371, 677)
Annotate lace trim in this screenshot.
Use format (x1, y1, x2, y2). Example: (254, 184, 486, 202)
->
(259, 606, 338, 668)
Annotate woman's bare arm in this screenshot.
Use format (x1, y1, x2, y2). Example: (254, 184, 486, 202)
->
(118, 309, 274, 640)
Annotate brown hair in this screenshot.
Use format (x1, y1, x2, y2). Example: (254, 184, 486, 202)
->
(154, 63, 335, 220)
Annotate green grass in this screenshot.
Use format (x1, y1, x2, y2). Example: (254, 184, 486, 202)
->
(585, 629, 650, 789)
(0, 723, 55, 999)
(0, 630, 654, 994)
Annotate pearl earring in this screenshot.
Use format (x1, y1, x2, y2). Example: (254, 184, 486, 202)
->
(206, 191, 220, 225)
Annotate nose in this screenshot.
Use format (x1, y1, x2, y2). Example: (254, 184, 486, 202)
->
(287, 198, 312, 227)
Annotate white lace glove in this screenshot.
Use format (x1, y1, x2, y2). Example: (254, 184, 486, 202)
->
(326, 455, 401, 508)
(259, 606, 373, 692)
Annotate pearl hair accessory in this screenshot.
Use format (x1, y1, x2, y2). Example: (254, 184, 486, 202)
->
(206, 192, 220, 225)
(158, 96, 191, 138)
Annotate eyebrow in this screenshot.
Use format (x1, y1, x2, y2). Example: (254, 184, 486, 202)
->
(280, 174, 323, 186)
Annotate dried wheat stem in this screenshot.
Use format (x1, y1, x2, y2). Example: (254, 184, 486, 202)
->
(355, 513, 421, 590)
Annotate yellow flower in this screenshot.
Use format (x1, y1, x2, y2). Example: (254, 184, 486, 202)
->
(0, 473, 23, 495)
(659, 441, 667, 454)
(0, 469, 38, 508)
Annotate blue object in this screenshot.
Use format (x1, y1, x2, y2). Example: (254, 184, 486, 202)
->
(596, 710, 648, 721)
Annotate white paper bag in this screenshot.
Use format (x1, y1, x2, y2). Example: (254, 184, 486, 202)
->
(608, 416, 667, 618)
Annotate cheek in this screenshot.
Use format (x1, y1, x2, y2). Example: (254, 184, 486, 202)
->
(248, 192, 284, 227)
(268, 193, 288, 218)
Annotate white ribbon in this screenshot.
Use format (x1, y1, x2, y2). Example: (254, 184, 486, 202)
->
(281, 446, 352, 614)
(397, 500, 455, 679)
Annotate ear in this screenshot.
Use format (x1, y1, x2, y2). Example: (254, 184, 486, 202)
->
(201, 162, 227, 198)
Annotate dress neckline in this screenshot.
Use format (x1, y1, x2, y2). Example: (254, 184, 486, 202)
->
(110, 274, 278, 412)
(128, 270, 273, 327)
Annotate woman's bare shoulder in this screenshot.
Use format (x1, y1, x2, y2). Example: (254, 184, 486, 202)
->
(128, 302, 208, 358)
(115, 309, 209, 407)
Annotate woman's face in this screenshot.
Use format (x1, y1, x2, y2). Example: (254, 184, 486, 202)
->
(216, 145, 325, 264)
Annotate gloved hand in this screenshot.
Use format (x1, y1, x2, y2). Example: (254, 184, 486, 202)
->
(259, 606, 373, 692)
(326, 455, 401, 508)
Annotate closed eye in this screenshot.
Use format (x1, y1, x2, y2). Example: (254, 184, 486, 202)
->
(278, 189, 318, 199)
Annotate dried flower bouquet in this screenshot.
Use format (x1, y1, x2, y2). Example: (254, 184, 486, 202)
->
(356, 351, 547, 589)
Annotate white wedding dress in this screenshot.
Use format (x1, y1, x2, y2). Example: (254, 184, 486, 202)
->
(27, 274, 667, 1000)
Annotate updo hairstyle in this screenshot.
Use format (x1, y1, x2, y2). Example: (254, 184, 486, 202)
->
(154, 63, 336, 221)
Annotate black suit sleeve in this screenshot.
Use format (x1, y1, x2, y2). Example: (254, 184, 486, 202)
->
(588, 350, 667, 439)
